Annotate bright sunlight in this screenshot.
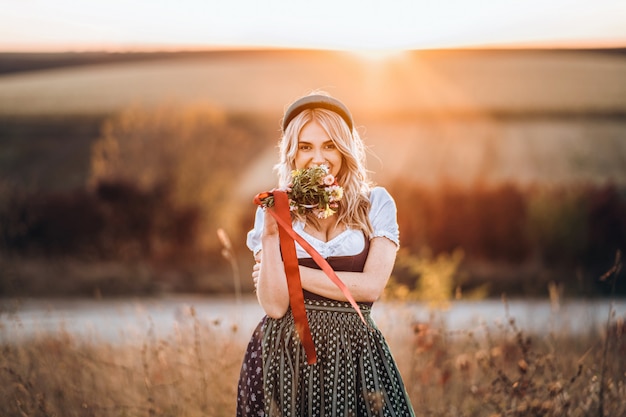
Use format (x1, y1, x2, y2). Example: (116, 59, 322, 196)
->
(1, 0, 625, 51)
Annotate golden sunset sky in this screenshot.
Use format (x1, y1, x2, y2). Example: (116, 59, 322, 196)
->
(1, 0, 625, 51)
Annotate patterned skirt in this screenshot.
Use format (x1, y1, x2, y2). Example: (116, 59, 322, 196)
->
(237, 298, 415, 417)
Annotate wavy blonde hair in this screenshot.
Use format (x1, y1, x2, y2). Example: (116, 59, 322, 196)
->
(275, 98, 374, 235)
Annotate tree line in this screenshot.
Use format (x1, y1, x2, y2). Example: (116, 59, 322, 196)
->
(1, 104, 624, 297)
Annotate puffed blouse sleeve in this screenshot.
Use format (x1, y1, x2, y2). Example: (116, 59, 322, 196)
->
(246, 187, 400, 254)
(246, 206, 265, 256)
(368, 187, 400, 249)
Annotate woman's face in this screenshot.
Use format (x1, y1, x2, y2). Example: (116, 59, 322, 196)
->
(294, 120, 343, 177)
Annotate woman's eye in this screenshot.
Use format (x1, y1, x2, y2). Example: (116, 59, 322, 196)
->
(325, 144, 336, 149)
(298, 145, 311, 151)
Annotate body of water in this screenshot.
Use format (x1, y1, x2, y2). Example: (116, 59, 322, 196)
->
(1, 295, 624, 345)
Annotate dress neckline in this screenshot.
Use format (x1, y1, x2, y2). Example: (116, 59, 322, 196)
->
(296, 221, 352, 245)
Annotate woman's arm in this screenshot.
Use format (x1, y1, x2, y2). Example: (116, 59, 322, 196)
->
(254, 211, 291, 318)
(299, 237, 397, 303)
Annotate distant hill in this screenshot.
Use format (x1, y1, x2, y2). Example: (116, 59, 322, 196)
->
(0, 50, 318, 75)
(1, 49, 625, 117)
(1, 49, 626, 192)
(1, 48, 625, 75)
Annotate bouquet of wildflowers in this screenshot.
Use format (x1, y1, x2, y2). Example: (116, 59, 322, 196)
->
(259, 165, 343, 219)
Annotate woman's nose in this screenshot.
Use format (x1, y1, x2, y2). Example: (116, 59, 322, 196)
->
(312, 149, 325, 164)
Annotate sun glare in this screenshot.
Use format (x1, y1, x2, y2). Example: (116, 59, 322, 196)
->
(1, 1, 625, 52)
(350, 49, 409, 63)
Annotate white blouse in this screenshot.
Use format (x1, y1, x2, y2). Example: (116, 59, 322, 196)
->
(246, 187, 400, 258)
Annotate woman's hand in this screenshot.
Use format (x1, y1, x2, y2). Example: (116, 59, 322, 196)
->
(253, 210, 290, 318)
(262, 209, 279, 237)
(252, 260, 261, 291)
(299, 236, 397, 303)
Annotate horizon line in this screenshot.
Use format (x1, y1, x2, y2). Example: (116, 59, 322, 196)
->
(1, 38, 626, 54)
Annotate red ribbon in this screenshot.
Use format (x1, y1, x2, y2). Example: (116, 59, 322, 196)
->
(254, 190, 367, 365)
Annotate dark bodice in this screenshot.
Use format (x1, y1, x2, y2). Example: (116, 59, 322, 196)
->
(298, 237, 371, 305)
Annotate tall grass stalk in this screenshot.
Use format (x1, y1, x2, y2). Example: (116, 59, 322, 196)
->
(598, 250, 622, 417)
(218, 228, 242, 310)
(1, 295, 624, 416)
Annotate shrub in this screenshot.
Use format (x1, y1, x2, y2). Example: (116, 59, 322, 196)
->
(89, 103, 267, 253)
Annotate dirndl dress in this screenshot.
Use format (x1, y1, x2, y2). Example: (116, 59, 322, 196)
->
(236, 239, 415, 416)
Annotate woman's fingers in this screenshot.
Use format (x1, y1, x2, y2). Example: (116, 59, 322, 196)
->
(252, 261, 261, 289)
(263, 210, 279, 236)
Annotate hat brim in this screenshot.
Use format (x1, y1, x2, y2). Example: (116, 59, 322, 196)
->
(282, 94, 354, 132)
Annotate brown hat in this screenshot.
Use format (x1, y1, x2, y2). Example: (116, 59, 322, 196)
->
(282, 94, 353, 132)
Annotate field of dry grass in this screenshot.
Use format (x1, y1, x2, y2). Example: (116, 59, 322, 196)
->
(1, 49, 625, 117)
(2, 49, 626, 190)
(1, 49, 624, 416)
(1, 299, 624, 417)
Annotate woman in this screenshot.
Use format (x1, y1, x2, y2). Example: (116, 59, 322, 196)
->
(237, 92, 415, 416)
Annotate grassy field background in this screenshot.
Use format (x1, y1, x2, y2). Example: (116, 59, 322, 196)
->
(1, 49, 625, 416)
(1, 49, 626, 116)
(1, 48, 625, 298)
(2, 49, 626, 191)
(1, 296, 625, 417)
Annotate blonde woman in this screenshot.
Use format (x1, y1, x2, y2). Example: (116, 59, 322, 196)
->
(237, 92, 415, 416)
